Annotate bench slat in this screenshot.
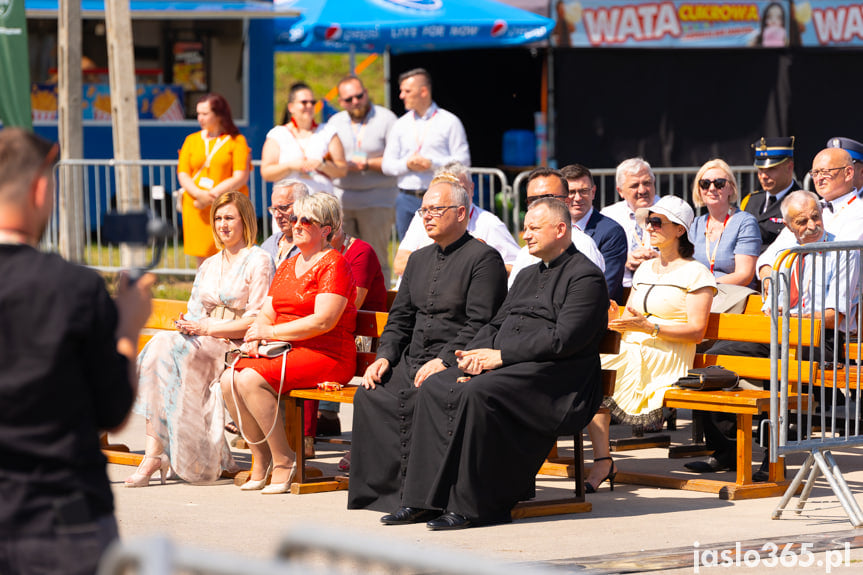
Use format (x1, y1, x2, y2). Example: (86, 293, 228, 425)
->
(703, 313, 820, 347)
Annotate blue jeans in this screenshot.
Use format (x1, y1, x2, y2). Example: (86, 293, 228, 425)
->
(396, 192, 423, 240)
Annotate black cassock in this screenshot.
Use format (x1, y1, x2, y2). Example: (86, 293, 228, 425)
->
(347, 232, 508, 511)
(400, 244, 608, 524)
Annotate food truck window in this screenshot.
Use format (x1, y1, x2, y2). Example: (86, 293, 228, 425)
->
(27, 18, 247, 124)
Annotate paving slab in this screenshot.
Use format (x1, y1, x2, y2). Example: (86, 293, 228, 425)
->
(107, 404, 863, 573)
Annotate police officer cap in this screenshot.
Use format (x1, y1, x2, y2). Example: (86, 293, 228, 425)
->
(752, 136, 795, 168)
(826, 137, 863, 162)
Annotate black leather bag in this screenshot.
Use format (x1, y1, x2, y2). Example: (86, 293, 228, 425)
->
(675, 365, 739, 391)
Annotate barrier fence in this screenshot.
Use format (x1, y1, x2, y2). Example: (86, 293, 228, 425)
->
(768, 241, 863, 526)
(48, 160, 768, 277)
(97, 529, 564, 575)
(510, 165, 762, 233)
(47, 160, 512, 278)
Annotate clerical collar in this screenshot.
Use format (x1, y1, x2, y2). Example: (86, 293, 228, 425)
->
(540, 244, 577, 270)
(436, 230, 472, 255)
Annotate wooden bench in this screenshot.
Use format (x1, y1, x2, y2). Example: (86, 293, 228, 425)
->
(613, 312, 817, 500)
(238, 310, 621, 518)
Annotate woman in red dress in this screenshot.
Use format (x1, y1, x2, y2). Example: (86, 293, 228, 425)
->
(220, 193, 357, 494)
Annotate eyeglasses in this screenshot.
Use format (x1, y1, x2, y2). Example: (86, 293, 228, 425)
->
(417, 205, 458, 218)
(568, 187, 593, 197)
(526, 194, 569, 206)
(268, 202, 294, 215)
(808, 166, 850, 179)
(698, 178, 728, 190)
(644, 216, 669, 228)
(340, 93, 364, 103)
(295, 99, 317, 107)
(289, 214, 320, 227)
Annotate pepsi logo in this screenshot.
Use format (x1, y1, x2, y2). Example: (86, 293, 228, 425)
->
(491, 20, 508, 37)
(325, 24, 342, 41)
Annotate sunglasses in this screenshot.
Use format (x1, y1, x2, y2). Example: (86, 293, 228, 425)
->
(296, 99, 317, 106)
(644, 216, 669, 228)
(288, 214, 320, 227)
(340, 93, 364, 103)
(698, 178, 728, 190)
(268, 202, 294, 215)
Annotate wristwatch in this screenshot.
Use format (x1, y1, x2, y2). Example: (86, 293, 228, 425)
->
(651, 323, 661, 338)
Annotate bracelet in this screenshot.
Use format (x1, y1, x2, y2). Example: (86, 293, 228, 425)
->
(651, 323, 661, 338)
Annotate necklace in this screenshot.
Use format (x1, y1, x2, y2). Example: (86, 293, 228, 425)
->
(704, 212, 730, 274)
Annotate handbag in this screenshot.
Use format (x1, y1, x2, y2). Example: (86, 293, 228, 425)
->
(225, 340, 292, 445)
(675, 365, 739, 391)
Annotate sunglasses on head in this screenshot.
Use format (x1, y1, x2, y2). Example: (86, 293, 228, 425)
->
(698, 178, 728, 190)
(288, 214, 319, 227)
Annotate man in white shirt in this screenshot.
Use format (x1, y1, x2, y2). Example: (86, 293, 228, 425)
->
(599, 158, 658, 288)
(393, 162, 520, 277)
(382, 68, 470, 240)
(760, 147, 863, 268)
(507, 168, 604, 288)
(328, 75, 399, 281)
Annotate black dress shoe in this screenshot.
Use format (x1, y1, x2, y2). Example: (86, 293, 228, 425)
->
(380, 507, 440, 525)
(427, 511, 472, 530)
(684, 456, 735, 473)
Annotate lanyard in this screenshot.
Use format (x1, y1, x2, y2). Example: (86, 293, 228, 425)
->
(412, 108, 437, 153)
(704, 213, 730, 274)
(201, 132, 229, 169)
(350, 117, 368, 150)
(830, 194, 857, 221)
(288, 120, 319, 161)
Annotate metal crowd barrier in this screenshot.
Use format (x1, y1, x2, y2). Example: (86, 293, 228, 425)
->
(767, 241, 863, 526)
(510, 165, 761, 232)
(47, 160, 513, 277)
(97, 528, 564, 575)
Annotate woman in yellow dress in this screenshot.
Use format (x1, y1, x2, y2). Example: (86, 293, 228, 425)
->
(178, 93, 251, 264)
(584, 195, 716, 493)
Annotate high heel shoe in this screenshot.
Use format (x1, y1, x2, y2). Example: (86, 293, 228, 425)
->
(125, 454, 169, 488)
(585, 456, 617, 494)
(261, 462, 297, 494)
(239, 462, 273, 491)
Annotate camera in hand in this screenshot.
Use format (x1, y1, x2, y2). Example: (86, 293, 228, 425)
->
(102, 211, 173, 281)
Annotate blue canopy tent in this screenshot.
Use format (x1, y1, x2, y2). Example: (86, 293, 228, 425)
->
(273, 0, 553, 54)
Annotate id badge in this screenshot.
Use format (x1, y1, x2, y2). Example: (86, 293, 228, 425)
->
(198, 177, 214, 190)
(351, 151, 368, 165)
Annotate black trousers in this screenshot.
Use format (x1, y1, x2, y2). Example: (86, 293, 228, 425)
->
(699, 331, 842, 462)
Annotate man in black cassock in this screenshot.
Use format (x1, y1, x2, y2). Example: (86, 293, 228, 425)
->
(387, 193, 609, 530)
(347, 175, 508, 513)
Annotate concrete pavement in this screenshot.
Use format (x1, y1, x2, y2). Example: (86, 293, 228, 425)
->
(106, 403, 863, 574)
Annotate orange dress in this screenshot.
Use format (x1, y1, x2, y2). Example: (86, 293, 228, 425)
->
(178, 130, 250, 258)
(235, 249, 358, 392)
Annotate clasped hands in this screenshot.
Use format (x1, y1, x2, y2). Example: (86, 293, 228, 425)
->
(626, 247, 657, 271)
(175, 314, 209, 337)
(608, 306, 654, 334)
(236, 321, 277, 357)
(406, 153, 431, 172)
